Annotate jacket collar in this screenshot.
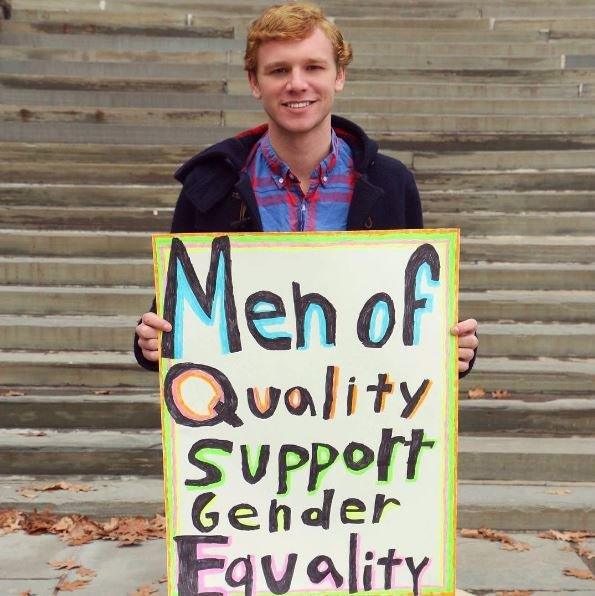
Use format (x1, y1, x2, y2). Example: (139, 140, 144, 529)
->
(173, 116, 381, 220)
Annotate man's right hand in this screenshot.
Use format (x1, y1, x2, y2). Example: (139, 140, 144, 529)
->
(135, 312, 172, 362)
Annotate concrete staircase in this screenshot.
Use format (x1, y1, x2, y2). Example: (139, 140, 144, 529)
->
(0, 0, 594, 530)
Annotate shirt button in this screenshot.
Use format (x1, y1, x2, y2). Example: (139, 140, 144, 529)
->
(279, 178, 284, 184)
(322, 176, 328, 182)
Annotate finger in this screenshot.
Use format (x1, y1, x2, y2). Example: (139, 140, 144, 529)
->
(141, 348, 160, 362)
(458, 348, 475, 363)
(141, 312, 172, 332)
(136, 323, 159, 340)
(458, 334, 479, 350)
(138, 337, 159, 352)
(451, 318, 478, 336)
(458, 359, 470, 373)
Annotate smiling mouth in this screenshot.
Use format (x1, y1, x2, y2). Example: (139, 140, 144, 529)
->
(283, 101, 315, 109)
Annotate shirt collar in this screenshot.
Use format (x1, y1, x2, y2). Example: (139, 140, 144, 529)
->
(260, 129, 341, 189)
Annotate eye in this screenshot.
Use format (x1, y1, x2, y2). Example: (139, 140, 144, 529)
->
(270, 67, 287, 75)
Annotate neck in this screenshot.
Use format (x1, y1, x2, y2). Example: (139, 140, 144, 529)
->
(267, 120, 333, 182)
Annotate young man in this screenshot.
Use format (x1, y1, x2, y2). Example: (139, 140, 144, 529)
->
(135, 2, 478, 373)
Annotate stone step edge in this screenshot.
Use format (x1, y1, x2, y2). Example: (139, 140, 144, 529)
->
(0, 476, 592, 530)
(1, 396, 593, 435)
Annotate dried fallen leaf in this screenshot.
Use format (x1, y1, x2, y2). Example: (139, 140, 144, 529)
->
(467, 387, 486, 399)
(49, 558, 80, 570)
(56, 578, 91, 591)
(77, 566, 97, 578)
(501, 542, 531, 552)
(0, 509, 24, 535)
(18, 489, 39, 499)
(491, 389, 512, 399)
(563, 568, 595, 580)
(545, 489, 571, 496)
(576, 545, 595, 560)
(19, 591, 33, 596)
(158, 575, 167, 583)
(130, 586, 158, 596)
(19, 482, 95, 495)
(539, 529, 594, 543)
(92, 389, 111, 395)
(0, 390, 26, 397)
(496, 591, 533, 596)
(18, 430, 47, 437)
(460, 528, 530, 551)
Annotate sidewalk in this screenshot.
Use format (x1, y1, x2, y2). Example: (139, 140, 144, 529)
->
(1, 530, 593, 595)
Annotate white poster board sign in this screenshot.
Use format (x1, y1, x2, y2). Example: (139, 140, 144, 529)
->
(154, 230, 459, 596)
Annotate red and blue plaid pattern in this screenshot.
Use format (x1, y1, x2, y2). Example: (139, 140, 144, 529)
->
(243, 129, 356, 231)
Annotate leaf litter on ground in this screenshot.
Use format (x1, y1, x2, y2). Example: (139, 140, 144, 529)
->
(538, 529, 594, 543)
(0, 508, 165, 546)
(563, 568, 595, 580)
(460, 528, 530, 551)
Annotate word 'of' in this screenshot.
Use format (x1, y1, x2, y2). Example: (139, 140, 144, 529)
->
(161, 236, 440, 357)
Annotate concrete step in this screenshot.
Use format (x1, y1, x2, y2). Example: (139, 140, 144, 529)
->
(2, 257, 593, 290)
(4, 163, 595, 192)
(5, 82, 595, 114)
(0, 285, 152, 316)
(0, 163, 178, 184)
(1, 351, 593, 394)
(0, 121, 242, 145)
(1, 18, 237, 41)
(2, 183, 594, 213)
(0, 142, 197, 163)
(3, 316, 592, 357)
(4, 37, 595, 59)
(3, 229, 593, 264)
(3, 205, 594, 235)
(460, 290, 595, 322)
(2, 72, 592, 101)
(0, 474, 592, 530)
(3, 145, 595, 174)
(0, 390, 593, 435)
(460, 356, 595, 395)
(424, 190, 595, 212)
(412, 149, 595, 170)
(4, 56, 595, 84)
(0, 122, 595, 148)
(427, 212, 595, 235)
(0, 185, 178, 207)
(0, 428, 591, 482)
(417, 170, 595, 191)
(4, 105, 595, 131)
(3, 284, 593, 323)
(478, 323, 595, 358)
(6, 86, 595, 115)
(461, 262, 595, 291)
(461, 237, 595, 264)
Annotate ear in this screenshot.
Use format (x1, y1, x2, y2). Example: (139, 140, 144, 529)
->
(334, 66, 346, 93)
(248, 71, 261, 99)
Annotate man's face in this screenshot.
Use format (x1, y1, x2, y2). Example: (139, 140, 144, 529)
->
(248, 27, 345, 140)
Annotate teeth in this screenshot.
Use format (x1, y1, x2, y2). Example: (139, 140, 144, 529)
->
(285, 101, 312, 108)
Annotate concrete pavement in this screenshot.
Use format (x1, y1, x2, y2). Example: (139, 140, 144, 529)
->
(0, 529, 593, 595)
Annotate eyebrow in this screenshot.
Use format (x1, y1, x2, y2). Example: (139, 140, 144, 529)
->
(262, 58, 330, 70)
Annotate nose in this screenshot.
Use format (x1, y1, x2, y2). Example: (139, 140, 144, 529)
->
(286, 67, 308, 92)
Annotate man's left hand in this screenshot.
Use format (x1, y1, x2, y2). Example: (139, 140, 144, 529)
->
(451, 319, 479, 373)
